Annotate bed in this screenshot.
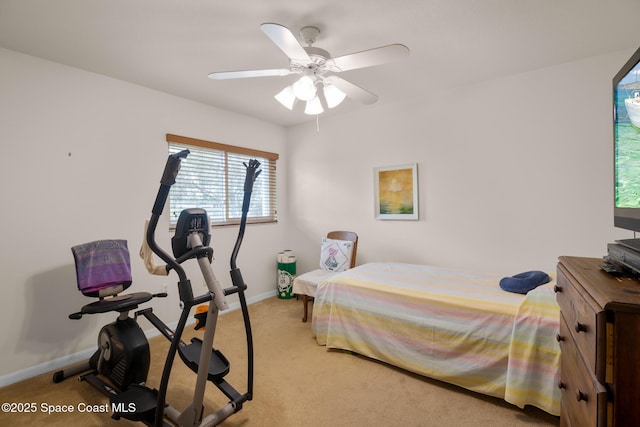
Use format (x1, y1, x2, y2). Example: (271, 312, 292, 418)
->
(311, 262, 561, 416)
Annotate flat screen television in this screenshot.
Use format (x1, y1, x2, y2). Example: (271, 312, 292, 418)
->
(614, 45, 640, 240)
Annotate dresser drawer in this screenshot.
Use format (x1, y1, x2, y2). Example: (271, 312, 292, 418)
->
(558, 316, 608, 427)
(556, 265, 603, 377)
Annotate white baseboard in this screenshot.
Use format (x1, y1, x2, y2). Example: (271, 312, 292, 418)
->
(0, 290, 276, 388)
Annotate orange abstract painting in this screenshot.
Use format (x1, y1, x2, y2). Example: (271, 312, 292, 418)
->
(374, 164, 418, 220)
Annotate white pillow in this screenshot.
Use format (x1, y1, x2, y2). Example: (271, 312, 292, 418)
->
(319, 237, 354, 272)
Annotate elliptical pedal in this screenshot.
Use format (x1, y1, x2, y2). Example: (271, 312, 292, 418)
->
(110, 384, 158, 422)
(178, 337, 230, 381)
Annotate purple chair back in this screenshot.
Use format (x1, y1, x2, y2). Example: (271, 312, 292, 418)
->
(72, 240, 132, 297)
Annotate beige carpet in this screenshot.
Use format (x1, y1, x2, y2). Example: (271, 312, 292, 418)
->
(0, 296, 559, 426)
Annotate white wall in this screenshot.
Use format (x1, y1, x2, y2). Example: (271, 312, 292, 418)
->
(286, 50, 633, 276)
(0, 48, 287, 383)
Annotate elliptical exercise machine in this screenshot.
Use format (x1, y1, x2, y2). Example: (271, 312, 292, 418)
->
(53, 150, 260, 426)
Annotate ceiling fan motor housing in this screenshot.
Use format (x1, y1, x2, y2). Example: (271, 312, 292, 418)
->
(290, 46, 332, 81)
(297, 27, 331, 79)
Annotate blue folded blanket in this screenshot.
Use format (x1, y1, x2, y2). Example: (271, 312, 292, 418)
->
(499, 270, 550, 294)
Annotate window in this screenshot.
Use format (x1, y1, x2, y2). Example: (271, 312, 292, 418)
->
(166, 134, 278, 227)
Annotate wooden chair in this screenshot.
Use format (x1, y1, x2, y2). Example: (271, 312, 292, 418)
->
(292, 231, 358, 322)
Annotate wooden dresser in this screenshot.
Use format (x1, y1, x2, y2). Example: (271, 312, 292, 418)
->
(556, 256, 640, 427)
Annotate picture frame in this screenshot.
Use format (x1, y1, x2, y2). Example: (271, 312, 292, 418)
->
(373, 163, 419, 220)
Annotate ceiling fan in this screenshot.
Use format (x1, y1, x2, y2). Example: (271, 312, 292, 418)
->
(208, 23, 410, 115)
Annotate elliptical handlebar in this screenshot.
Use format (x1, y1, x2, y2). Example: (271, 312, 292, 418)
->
(161, 149, 189, 186)
(243, 159, 262, 194)
(230, 159, 262, 271)
(146, 150, 190, 282)
(152, 149, 189, 216)
(227, 159, 260, 407)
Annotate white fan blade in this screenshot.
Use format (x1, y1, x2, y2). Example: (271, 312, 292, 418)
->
(329, 44, 409, 72)
(260, 23, 311, 62)
(325, 75, 378, 105)
(208, 68, 294, 80)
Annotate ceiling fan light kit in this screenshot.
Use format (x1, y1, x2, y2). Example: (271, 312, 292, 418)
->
(304, 96, 324, 115)
(208, 22, 409, 116)
(292, 75, 317, 101)
(323, 83, 347, 108)
(275, 75, 344, 114)
(274, 86, 297, 110)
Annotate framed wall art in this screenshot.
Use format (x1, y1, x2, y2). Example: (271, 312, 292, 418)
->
(373, 163, 418, 220)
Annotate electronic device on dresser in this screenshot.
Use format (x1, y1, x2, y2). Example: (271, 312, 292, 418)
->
(605, 240, 640, 278)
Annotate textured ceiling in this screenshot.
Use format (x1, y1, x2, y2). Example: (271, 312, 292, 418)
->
(2, 0, 640, 127)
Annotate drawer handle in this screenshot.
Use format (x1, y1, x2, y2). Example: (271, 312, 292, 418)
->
(574, 322, 587, 333)
(558, 381, 566, 390)
(576, 390, 588, 402)
(555, 334, 565, 342)
(553, 285, 562, 293)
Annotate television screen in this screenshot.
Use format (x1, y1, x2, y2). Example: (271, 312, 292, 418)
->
(614, 46, 640, 232)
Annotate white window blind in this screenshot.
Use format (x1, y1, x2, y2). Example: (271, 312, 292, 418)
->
(167, 134, 278, 227)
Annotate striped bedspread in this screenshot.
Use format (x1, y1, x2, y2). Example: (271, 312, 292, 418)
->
(311, 262, 560, 416)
